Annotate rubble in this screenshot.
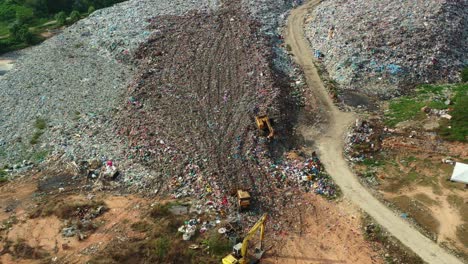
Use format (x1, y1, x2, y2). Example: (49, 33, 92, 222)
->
(345, 119, 383, 162)
(305, 0, 468, 98)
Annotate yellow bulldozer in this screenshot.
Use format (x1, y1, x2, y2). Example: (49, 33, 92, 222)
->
(255, 115, 274, 139)
(222, 214, 268, 264)
(237, 190, 251, 210)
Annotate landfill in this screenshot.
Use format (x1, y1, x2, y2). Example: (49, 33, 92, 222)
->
(305, 0, 468, 98)
(0, 0, 338, 236)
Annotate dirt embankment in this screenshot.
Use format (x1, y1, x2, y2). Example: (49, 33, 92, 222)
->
(0, 163, 385, 263)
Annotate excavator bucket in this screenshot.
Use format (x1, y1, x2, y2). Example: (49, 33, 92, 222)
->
(252, 247, 265, 262)
(255, 115, 274, 139)
(222, 254, 239, 264)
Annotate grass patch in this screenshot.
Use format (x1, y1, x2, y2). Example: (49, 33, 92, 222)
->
(361, 214, 424, 264)
(131, 221, 152, 233)
(30, 118, 47, 145)
(0, 170, 7, 183)
(150, 237, 170, 259)
(384, 83, 468, 142)
(384, 98, 425, 127)
(407, 170, 419, 182)
(359, 157, 384, 167)
(447, 195, 464, 208)
(31, 149, 49, 162)
(202, 233, 232, 256)
(29, 131, 43, 145)
(438, 88, 468, 142)
(461, 67, 468, 83)
(30, 199, 107, 219)
(0, 21, 9, 36)
(150, 204, 171, 219)
(34, 118, 46, 130)
(391, 195, 440, 235)
(414, 193, 439, 206)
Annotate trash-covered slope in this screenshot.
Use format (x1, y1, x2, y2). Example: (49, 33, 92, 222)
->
(305, 0, 468, 98)
(0, 0, 219, 167)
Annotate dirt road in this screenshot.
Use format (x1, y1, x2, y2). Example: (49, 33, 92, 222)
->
(284, 1, 464, 263)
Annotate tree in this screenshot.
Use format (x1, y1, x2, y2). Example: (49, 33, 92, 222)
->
(15, 6, 34, 23)
(88, 5, 95, 14)
(55, 11, 67, 26)
(17, 26, 33, 44)
(8, 21, 22, 40)
(8, 21, 33, 43)
(70, 10, 80, 23)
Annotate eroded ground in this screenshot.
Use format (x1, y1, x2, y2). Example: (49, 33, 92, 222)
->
(0, 162, 388, 264)
(352, 120, 468, 259)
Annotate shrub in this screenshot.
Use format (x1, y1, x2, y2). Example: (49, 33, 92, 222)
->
(34, 118, 46, 129)
(70, 10, 80, 23)
(149, 237, 170, 259)
(55, 11, 67, 26)
(202, 233, 231, 256)
(15, 6, 34, 23)
(88, 6, 95, 14)
(461, 67, 468, 83)
(17, 26, 33, 44)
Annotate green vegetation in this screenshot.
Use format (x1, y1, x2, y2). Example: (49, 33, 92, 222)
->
(30, 117, 46, 145)
(69, 10, 81, 23)
(358, 157, 384, 167)
(461, 67, 468, 83)
(438, 93, 468, 141)
(0, 169, 7, 183)
(34, 117, 46, 129)
(0, 0, 126, 54)
(384, 83, 467, 142)
(202, 233, 232, 256)
(131, 221, 152, 232)
(31, 149, 49, 162)
(54, 11, 66, 26)
(384, 98, 425, 127)
(150, 203, 171, 218)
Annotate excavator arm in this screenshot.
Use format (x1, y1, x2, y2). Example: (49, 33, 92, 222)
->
(240, 214, 268, 263)
(222, 214, 268, 264)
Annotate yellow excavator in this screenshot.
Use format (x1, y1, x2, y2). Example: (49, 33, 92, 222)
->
(222, 214, 268, 264)
(255, 115, 274, 139)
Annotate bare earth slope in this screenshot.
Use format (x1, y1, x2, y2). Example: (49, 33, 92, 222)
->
(284, 1, 465, 263)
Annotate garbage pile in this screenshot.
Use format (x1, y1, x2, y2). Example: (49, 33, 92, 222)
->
(118, 4, 282, 194)
(267, 152, 339, 198)
(305, 0, 468, 98)
(345, 119, 383, 162)
(60, 203, 108, 240)
(242, 0, 303, 35)
(0, 0, 219, 168)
